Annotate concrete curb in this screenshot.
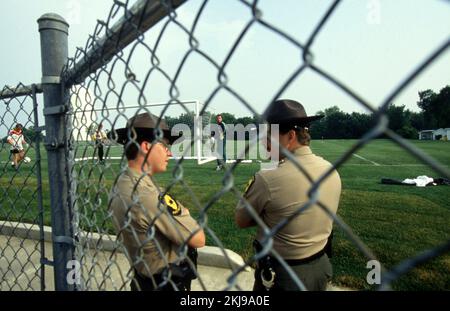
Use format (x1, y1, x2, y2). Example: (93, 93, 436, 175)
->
(0, 221, 250, 271)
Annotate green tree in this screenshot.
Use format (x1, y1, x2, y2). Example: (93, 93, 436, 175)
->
(434, 86, 450, 127)
(322, 106, 352, 139)
(397, 124, 418, 139)
(417, 86, 450, 129)
(410, 111, 425, 131)
(175, 111, 196, 129)
(23, 126, 45, 145)
(353, 112, 376, 137)
(309, 110, 326, 139)
(417, 89, 438, 129)
(385, 103, 408, 132)
(235, 116, 254, 126)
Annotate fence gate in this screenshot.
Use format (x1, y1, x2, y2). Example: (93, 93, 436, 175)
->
(0, 84, 47, 290)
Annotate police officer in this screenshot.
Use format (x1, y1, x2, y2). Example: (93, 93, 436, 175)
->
(235, 99, 341, 291)
(109, 112, 205, 291)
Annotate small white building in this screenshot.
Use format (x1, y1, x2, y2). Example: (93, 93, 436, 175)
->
(419, 128, 450, 140)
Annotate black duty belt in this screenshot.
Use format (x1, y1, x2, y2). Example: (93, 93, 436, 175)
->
(275, 248, 326, 267)
(276, 230, 333, 266)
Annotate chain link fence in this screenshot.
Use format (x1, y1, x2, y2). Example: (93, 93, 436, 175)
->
(0, 84, 46, 290)
(1, 0, 449, 291)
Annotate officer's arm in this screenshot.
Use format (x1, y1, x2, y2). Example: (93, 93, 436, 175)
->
(235, 174, 268, 228)
(187, 227, 206, 248)
(182, 207, 206, 248)
(151, 193, 206, 248)
(235, 207, 256, 228)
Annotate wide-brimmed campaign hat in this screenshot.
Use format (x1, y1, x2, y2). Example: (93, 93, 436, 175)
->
(111, 112, 181, 145)
(263, 99, 323, 127)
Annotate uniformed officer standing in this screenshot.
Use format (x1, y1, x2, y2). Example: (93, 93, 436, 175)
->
(235, 99, 341, 291)
(109, 112, 205, 291)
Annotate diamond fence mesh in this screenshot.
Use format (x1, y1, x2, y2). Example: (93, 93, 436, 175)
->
(0, 0, 449, 291)
(0, 84, 46, 290)
(61, 0, 450, 291)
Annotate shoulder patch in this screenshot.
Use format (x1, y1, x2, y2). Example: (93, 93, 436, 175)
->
(160, 193, 181, 216)
(244, 175, 256, 194)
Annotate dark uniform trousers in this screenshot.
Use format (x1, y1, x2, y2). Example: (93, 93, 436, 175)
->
(131, 269, 192, 291)
(253, 253, 332, 291)
(95, 139, 104, 162)
(131, 248, 198, 291)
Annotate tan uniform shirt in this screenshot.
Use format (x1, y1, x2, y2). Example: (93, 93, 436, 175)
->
(237, 146, 341, 260)
(109, 168, 200, 278)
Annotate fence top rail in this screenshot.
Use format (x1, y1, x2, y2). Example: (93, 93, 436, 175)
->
(63, 0, 186, 87)
(69, 99, 202, 114)
(0, 84, 42, 100)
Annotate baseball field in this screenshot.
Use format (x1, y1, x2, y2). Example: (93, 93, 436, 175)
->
(1, 139, 449, 290)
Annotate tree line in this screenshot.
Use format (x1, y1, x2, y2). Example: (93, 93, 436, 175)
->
(310, 85, 449, 139)
(164, 85, 449, 140)
(2, 86, 448, 143)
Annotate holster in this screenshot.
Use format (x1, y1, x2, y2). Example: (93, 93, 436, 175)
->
(253, 240, 276, 290)
(168, 247, 198, 281)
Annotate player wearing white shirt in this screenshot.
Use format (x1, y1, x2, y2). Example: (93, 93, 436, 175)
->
(7, 123, 28, 169)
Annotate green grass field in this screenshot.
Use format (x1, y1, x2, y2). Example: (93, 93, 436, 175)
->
(1, 139, 449, 290)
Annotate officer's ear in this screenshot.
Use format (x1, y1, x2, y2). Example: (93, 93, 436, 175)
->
(139, 140, 151, 154)
(287, 129, 296, 143)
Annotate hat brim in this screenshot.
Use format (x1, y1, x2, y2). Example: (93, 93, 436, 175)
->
(269, 115, 324, 126)
(108, 127, 183, 145)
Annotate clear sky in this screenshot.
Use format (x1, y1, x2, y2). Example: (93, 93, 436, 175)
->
(0, 0, 449, 125)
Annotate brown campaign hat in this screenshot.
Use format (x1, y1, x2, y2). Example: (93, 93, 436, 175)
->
(111, 112, 181, 145)
(263, 99, 323, 127)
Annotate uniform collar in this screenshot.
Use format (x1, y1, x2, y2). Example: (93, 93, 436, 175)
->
(278, 146, 312, 165)
(125, 167, 154, 188)
(293, 146, 312, 156)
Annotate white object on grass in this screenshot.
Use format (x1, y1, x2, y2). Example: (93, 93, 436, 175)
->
(23, 157, 31, 163)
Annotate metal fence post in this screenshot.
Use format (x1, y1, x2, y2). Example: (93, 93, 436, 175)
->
(37, 13, 74, 291)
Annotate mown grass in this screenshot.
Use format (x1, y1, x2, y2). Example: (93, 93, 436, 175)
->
(1, 139, 449, 290)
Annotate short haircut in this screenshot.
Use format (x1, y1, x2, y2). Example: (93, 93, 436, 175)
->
(124, 135, 169, 160)
(125, 137, 148, 160)
(279, 125, 311, 146)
